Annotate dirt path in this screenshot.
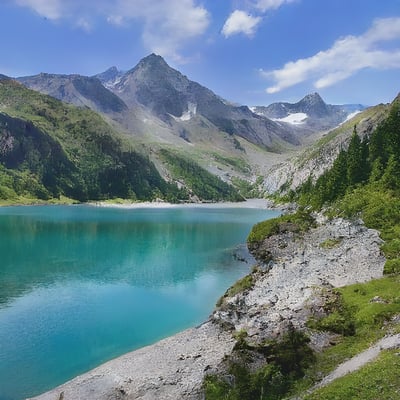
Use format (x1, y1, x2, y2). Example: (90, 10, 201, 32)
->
(307, 333, 400, 394)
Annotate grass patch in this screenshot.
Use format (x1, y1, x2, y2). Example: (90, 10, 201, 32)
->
(319, 238, 342, 249)
(247, 207, 315, 246)
(304, 349, 400, 400)
(227, 274, 254, 297)
(216, 274, 254, 307)
(212, 153, 251, 174)
(292, 275, 400, 397)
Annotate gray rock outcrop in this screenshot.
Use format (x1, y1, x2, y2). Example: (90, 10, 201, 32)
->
(212, 216, 385, 343)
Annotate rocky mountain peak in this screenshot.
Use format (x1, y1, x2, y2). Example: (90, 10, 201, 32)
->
(300, 92, 325, 104)
(296, 92, 329, 116)
(138, 53, 168, 68)
(96, 66, 119, 80)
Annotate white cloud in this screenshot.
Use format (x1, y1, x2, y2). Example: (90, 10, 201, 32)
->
(12, 0, 210, 62)
(261, 17, 400, 93)
(222, 10, 262, 38)
(15, 0, 63, 20)
(222, 0, 296, 39)
(254, 0, 296, 12)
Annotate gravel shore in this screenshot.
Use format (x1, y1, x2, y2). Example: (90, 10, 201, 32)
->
(28, 321, 234, 400)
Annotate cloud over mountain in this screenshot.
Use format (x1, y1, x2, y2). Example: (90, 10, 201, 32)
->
(261, 17, 400, 93)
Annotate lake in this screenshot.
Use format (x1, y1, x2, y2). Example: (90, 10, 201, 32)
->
(0, 203, 279, 400)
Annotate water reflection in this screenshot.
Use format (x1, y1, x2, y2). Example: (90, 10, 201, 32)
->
(0, 205, 273, 305)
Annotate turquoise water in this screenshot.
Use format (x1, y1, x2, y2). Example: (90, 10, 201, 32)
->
(0, 204, 279, 400)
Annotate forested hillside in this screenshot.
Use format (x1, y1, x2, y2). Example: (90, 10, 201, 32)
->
(290, 94, 400, 273)
(203, 94, 400, 400)
(0, 79, 241, 203)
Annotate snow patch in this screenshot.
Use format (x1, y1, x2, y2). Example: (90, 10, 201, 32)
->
(174, 102, 197, 121)
(342, 110, 362, 124)
(273, 113, 308, 125)
(249, 107, 267, 117)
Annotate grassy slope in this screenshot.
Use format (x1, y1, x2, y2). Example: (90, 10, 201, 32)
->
(205, 97, 400, 400)
(0, 80, 243, 203)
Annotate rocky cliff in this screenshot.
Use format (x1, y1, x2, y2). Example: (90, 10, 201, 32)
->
(213, 215, 384, 345)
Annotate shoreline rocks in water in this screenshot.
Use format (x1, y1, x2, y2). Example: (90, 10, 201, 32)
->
(29, 215, 385, 400)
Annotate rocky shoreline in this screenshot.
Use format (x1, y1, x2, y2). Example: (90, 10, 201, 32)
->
(29, 215, 385, 400)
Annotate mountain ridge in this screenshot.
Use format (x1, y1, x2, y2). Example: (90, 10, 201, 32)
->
(7, 54, 381, 201)
(252, 92, 366, 135)
(16, 54, 301, 150)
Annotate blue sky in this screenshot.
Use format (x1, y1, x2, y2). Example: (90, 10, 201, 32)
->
(1, 0, 400, 106)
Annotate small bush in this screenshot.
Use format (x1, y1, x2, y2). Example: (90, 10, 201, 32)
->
(384, 258, 400, 274)
(204, 326, 315, 400)
(247, 207, 315, 245)
(307, 290, 356, 336)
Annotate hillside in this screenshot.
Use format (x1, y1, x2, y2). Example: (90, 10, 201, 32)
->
(0, 78, 242, 203)
(262, 102, 390, 194)
(200, 92, 400, 399)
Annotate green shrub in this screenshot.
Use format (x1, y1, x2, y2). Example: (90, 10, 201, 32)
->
(384, 258, 400, 274)
(309, 311, 356, 336)
(307, 290, 356, 336)
(247, 207, 315, 246)
(204, 326, 315, 400)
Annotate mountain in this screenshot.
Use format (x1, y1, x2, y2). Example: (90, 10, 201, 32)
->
(16, 55, 306, 190)
(100, 54, 300, 149)
(19, 54, 300, 150)
(18, 73, 128, 114)
(252, 92, 366, 135)
(12, 54, 376, 200)
(262, 102, 389, 194)
(0, 79, 243, 203)
(93, 66, 124, 89)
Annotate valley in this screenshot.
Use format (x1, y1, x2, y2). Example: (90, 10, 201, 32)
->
(0, 54, 371, 206)
(1, 52, 399, 400)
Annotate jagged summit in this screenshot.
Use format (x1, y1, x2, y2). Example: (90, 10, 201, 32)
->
(296, 92, 329, 117)
(123, 54, 173, 81)
(300, 92, 324, 103)
(95, 66, 120, 80)
(136, 53, 168, 68)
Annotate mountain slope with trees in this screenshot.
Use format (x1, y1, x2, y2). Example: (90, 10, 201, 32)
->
(201, 93, 400, 400)
(0, 78, 242, 203)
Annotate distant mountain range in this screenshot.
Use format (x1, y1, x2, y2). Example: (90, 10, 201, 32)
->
(18, 54, 302, 150)
(251, 92, 365, 135)
(0, 53, 381, 204)
(17, 55, 366, 152)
